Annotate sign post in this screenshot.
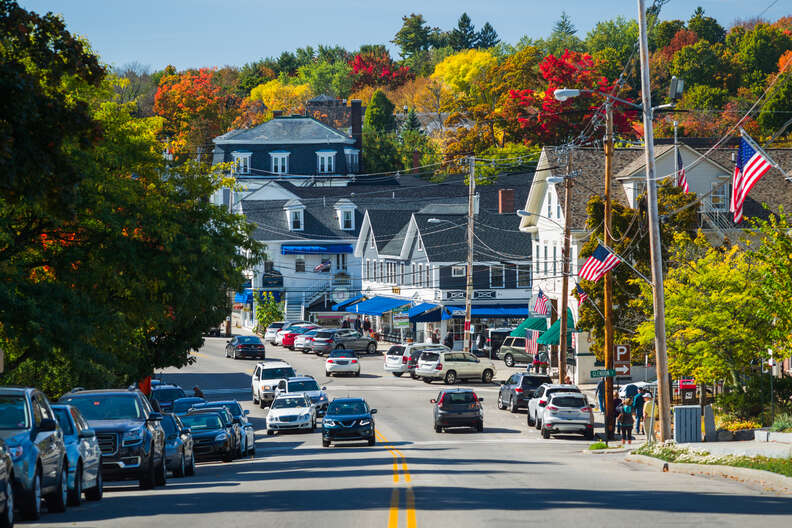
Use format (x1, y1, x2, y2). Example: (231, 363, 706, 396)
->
(615, 344, 631, 378)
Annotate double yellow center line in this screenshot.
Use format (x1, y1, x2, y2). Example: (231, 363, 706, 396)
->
(376, 431, 416, 528)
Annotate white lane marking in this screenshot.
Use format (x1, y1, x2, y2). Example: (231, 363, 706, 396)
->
(202, 388, 250, 395)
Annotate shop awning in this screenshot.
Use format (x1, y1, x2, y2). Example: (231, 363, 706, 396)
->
(331, 295, 366, 311)
(445, 305, 533, 318)
(409, 303, 453, 322)
(536, 308, 578, 346)
(281, 244, 354, 255)
(345, 296, 411, 316)
(407, 303, 439, 318)
(510, 317, 548, 337)
(233, 289, 254, 304)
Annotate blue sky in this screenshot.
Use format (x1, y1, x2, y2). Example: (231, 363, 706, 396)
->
(21, 1, 789, 71)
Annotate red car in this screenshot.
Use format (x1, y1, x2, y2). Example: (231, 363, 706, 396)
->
(281, 326, 318, 349)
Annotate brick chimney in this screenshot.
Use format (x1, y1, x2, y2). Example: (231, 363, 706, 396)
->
(272, 110, 283, 118)
(350, 99, 362, 151)
(498, 189, 515, 214)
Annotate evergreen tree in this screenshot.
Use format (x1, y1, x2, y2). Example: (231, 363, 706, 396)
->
(688, 6, 726, 43)
(450, 13, 477, 51)
(393, 13, 433, 58)
(553, 11, 577, 37)
(476, 22, 500, 48)
(402, 108, 422, 133)
(364, 89, 396, 132)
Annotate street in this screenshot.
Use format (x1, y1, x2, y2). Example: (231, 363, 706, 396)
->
(32, 336, 792, 528)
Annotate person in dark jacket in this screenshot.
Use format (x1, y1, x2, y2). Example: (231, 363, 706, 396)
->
(443, 332, 454, 349)
(193, 386, 205, 398)
(353, 318, 362, 332)
(341, 319, 350, 329)
(633, 388, 647, 434)
(362, 318, 371, 332)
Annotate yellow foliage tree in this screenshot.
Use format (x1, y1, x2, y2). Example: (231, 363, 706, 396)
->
(431, 49, 497, 97)
(249, 79, 313, 115)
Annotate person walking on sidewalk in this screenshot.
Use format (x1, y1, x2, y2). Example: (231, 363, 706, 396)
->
(443, 332, 454, 349)
(596, 378, 605, 412)
(616, 397, 635, 445)
(633, 388, 647, 435)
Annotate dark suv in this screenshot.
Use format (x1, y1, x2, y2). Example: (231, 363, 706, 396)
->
(498, 373, 552, 413)
(59, 389, 166, 489)
(311, 329, 377, 356)
(150, 384, 185, 413)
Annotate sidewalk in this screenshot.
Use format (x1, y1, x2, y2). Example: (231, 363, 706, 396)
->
(677, 439, 792, 459)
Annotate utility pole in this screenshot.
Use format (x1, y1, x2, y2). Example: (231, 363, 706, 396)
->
(637, 0, 672, 441)
(603, 102, 615, 440)
(558, 151, 572, 384)
(463, 156, 476, 356)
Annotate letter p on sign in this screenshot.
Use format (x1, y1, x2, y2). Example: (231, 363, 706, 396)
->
(615, 344, 630, 363)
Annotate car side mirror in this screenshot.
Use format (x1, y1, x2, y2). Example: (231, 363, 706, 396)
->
(79, 428, 96, 439)
(538, 401, 547, 408)
(430, 399, 436, 404)
(370, 409, 377, 414)
(147, 412, 163, 421)
(40, 418, 57, 432)
(244, 410, 250, 415)
(321, 386, 327, 391)
(181, 428, 191, 435)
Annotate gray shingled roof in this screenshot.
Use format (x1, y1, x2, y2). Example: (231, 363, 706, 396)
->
(366, 210, 415, 253)
(214, 116, 354, 145)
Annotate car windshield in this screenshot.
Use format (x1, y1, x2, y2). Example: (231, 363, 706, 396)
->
(547, 387, 580, 396)
(260, 367, 296, 379)
(272, 397, 306, 409)
(267, 323, 284, 330)
(173, 399, 204, 413)
(161, 415, 178, 435)
(152, 388, 185, 402)
(0, 395, 29, 429)
(288, 380, 320, 392)
(387, 346, 405, 356)
(180, 414, 223, 431)
(522, 377, 552, 389)
(52, 407, 74, 435)
(238, 336, 262, 344)
(327, 401, 367, 415)
(329, 350, 355, 358)
(65, 395, 144, 421)
(441, 392, 476, 405)
(219, 402, 243, 417)
(315, 331, 334, 339)
(552, 396, 587, 408)
(421, 352, 440, 362)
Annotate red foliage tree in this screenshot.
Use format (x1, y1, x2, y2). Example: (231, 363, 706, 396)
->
(349, 51, 413, 90)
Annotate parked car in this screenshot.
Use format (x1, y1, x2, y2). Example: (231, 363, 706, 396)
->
(527, 384, 581, 429)
(225, 335, 266, 360)
(322, 398, 376, 447)
(294, 328, 321, 353)
(325, 349, 360, 377)
(264, 322, 286, 344)
(538, 392, 594, 439)
(266, 393, 316, 435)
(251, 361, 297, 408)
(197, 400, 255, 457)
(186, 407, 242, 459)
(149, 384, 186, 413)
(415, 351, 496, 385)
(0, 387, 69, 520)
(274, 322, 313, 345)
(160, 413, 195, 477)
(274, 377, 329, 415)
(51, 404, 103, 505)
(497, 336, 534, 368)
(179, 412, 234, 462)
(281, 325, 319, 350)
(172, 397, 206, 416)
(0, 439, 13, 528)
(483, 328, 516, 358)
(384, 344, 449, 378)
(431, 388, 484, 432)
(311, 329, 377, 356)
(498, 373, 553, 413)
(59, 388, 167, 490)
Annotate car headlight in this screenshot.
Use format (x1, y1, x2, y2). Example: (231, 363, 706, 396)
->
(8, 446, 24, 460)
(122, 427, 145, 446)
(262, 385, 271, 390)
(300, 413, 310, 420)
(323, 419, 336, 426)
(214, 433, 227, 442)
(359, 419, 371, 426)
(319, 395, 327, 401)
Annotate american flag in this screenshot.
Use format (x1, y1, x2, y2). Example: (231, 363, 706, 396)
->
(526, 330, 539, 358)
(534, 289, 548, 315)
(575, 284, 588, 307)
(676, 148, 689, 193)
(732, 133, 774, 223)
(579, 244, 622, 282)
(313, 261, 331, 272)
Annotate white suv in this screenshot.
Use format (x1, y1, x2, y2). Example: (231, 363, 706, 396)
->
(251, 361, 296, 408)
(384, 343, 449, 377)
(539, 392, 594, 439)
(266, 392, 316, 435)
(415, 350, 496, 385)
(527, 384, 581, 429)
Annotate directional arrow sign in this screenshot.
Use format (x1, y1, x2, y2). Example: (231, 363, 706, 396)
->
(590, 369, 616, 378)
(614, 364, 631, 375)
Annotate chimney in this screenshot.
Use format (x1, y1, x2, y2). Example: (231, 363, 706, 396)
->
(412, 150, 420, 174)
(272, 110, 283, 118)
(350, 99, 362, 151)
(498, 189, 515, 214)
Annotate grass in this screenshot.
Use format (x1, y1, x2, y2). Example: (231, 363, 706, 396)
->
(588, 441, 620, 450)
(634, 443, 792, 478)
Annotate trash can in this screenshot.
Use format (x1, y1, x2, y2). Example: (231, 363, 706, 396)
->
(680, 379, 697, 405)
(673, 405, 701, 443)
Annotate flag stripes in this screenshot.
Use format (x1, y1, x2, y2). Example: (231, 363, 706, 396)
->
(732, 134, 773, 223)
(579, 244, 622, 283)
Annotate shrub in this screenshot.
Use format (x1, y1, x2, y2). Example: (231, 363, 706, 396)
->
(770, 413, 792, 432)
(716, 417, 762, 432)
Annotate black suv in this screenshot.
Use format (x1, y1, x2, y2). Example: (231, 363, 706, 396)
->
(498, 373, 552, 413)
(149, 384, 186, 413)
(59, 389, 167, 489)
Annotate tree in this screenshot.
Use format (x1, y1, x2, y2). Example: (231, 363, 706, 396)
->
(402, 108, 422, 132)
(295, 60, 353, 99)
(349, 49, 413, 90)
(688, 6, 726, 43)
(757, 59, 792, 135)
(585, 17, 638, 65)
(431, 49, 497, 96)
(730, 23, 792, 77)
(249, 79, 313, 115)
(114, 63, 158, 117)
(653, 19, 686, 49)
(476, 22, 500, 48)
(364, 89, 396, 132)
(236, 60, 277, 96)
(554, 10, 577, 36)
(669, 41, 734, 90)
(362, 126, 401, 173)
(393, 13, 433, 58)
(254, 291, 283, 332)
(543, 11, 585, 56)
(449, 13, 477, 51)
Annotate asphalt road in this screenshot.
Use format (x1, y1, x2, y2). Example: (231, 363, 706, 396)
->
(31, 335, 792, 528)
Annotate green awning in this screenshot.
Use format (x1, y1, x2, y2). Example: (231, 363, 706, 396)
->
(536, 308, 578, 346)
(510, 317, 548, 337)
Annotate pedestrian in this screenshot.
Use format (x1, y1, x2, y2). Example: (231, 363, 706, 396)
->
(193, 385, 204, 398)
(616, 397, 635, 445)
(537, 349, 548, 374)
(341, 318, 350, 329)
(608, 392, 621, 439)
(432, 329, 440, 344)
(362, 317, 371, 332)
(443, 331, 454, 349)
(354, 318, 362, 332)
(564, 375, 572, 385)
(595, 378, 606, 413)
(633, 388, 647, 435)
(643, 391, 658, 442)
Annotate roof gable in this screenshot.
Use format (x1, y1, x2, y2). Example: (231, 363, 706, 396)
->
(214, 116, 355, 145)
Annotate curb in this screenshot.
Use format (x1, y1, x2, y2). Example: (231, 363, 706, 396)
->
(582, 447, 632, 455)
(624, 454, 792, 495)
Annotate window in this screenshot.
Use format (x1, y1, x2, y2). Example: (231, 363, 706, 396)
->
(547, 194, 552, 218)
(512, 337, 526, 348)
(295, 257, 305, 273)
(341, 210, 354, 230)
(365, 259, 370, 280)
(400, 263, 405, 283)
(534, 243, 539, 274)
(270, 152, 289, 174)
(410, 264, 416, 285)
(517, 264, 531, 287)
(336, 254, 347, 271)
(232, 152, 251, 175)
(370, 235, 375, 249)
(345, 148, 360, 173)
(289, 210, 303, 231)
(553, 245, 557, 276)
(417, 236, 423, 251)
(317, 151, 336, 174)
(490, 264, 505, 288)
(544, 244, 548, 275)
(379, 261, 384, 282)
(263, 261, 274, 273)
(426, 265, 431, 287)
(712, 182, 729, 210)
(417, 264, 423, 287)
(557, 200, 561, 218)
(451, 265, 466, 278)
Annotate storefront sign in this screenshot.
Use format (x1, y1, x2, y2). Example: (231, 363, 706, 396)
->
(393, 305, 410, 328)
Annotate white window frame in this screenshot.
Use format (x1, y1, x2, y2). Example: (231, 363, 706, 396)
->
(417, 235, 423, 251)
(295, 257, 305, 273)
(270, 152, 289, 174)
(336, 254, 347, 271)
(426, 265, 431, 288)
(400, 262, 405, 283)
(232, 152, 251, 175)
(370, 234, 375, 249)
(365, 259, 370, 280)
(316, 151, 336, 174)
(344, 148, 360, 173)
(289, 209, 304, 231)
(553, 245, 557, 276)
(410, 264, 416, 286)
(451, 265, 466, 278)
(547, 193, 552, 218)
(490, 264, 505, 288)
(341, 209, 354, 230)
(517, 264, 531, 287)
(417, 264, 424, 287)
(543, 244, 548, 275)
(711, 181, 729, 210)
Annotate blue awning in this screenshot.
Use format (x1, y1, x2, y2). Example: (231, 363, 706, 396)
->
(234, 288, 254, 304)
(409, 303, 453, 322)
(332, 295, 366, 311)
(345, 296, 411, 316)
(281, 244, 354, 255)
(445, 304, 532, 318)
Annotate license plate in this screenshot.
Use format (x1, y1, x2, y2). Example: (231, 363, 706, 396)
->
(337, 360, 348, 365)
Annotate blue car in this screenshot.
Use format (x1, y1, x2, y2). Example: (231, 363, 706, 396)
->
(321, 398, 377, 447)
(51, 405, 103, 505)
(172, 397, 206, 416)
(161, 414, 195, 477)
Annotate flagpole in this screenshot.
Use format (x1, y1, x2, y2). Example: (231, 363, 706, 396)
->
(674, 121, 679, 186)
(596, 239, 653, 285)
(603, 100, 615, 440)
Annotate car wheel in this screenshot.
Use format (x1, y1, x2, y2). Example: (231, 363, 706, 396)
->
(67, 461, 82, 506)
(542, 427, 551, 439)
(185, 453, 196, 476)
(504, 354, 514, 368)
(155, 452, 167, 486)
(259, 395, 268, 409)
(266, 430, 274, 436)
(444, 370, 457, 384)
(367, 343, 376, 354)
(393, 372, 403, 377)
(367, 435, 376, 446)
(322, 439, 330, 448)
(354, 370, 360, 377)
(325, 371, 331, 377)
(175, 452, 186, 478)
(434, 425, 441, 433)
(584, 430, 594, 440)
(139, 454, 156, 490)
(509, 397, 518, 414)
(527, 411, 536, 427)
(46, 462, 68, 513)
(497, 393, 506, 410)
(482, 369, 493, 384)
(422, 377, 432, 384)
(1, 476, 13, 528)
(21, 467, 41, 520)
(476, 421, 484, 432)
(84, 469, 103, 501)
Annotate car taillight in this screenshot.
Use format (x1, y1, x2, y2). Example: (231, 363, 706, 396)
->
(327, 359, 334, 364)
(402, 356, 408, 364)
(236, 345, 243, 349)
(437, 394, 445, 406)
(435, 363, 443, 370)
(547, 405, 559, 411)
(308, 338, 314, 341)
(580, 407, 591, 412)
(514, 388, 523, 393)
(351, 360, 358, 364)
(257, 345, 265, 349)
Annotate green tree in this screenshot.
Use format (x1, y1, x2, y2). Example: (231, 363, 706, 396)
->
(393, 13, 434, 58)
(688, 6, 725, 43)
(362, 127, 401, 173)
(237, 60, 276, 96)
(681, 84, 730, 110)
(254, 291, 283, 332)
(402, 108, 422, 132)
(364, 89, 396, 132)
(295, 60, 353, 98)
(729, 23, 792, 77)
(476, 22, 500, 49)
(449, 12, 477, 51)
(757, 71, 792, 134)
(653, 19, 686, 49)
(544, 11, 585, 56)
(670, 41, 732, 89)
(585, 16, 638, 63)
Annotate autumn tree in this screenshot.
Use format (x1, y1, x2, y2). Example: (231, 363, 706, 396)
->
(687, 6, 725, 43)
(249, 79, 313, 115)
(349, 49, 413, 90)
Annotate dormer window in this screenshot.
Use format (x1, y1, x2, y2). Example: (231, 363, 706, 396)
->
(284, 200, 305, 231)
(317, 150, 336, 174)
(344, 148, 360, 173)
(334, 199, 356, 231)
(232, 152, 251, 175)
(290, 210, 303, 230)
(342, 210, 353, 230)
(270, 151, 289, 174)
